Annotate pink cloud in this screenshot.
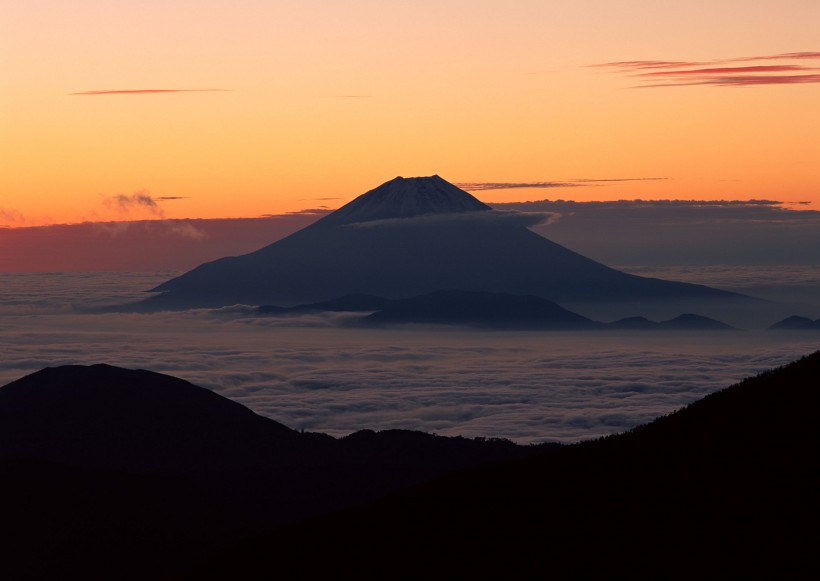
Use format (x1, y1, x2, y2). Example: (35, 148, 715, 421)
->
(596, 51, 820, 88)
(637, 65, 815, 77)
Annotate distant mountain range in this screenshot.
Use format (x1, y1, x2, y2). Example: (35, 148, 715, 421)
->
(2, 354, 816, 578)
(259, 289, 736, 330)
(135, 176, 751, 316)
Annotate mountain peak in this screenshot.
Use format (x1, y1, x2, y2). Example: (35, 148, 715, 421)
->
(317, 175, 491, 226)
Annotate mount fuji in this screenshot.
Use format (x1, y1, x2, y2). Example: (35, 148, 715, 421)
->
(137, 175, 753, 318)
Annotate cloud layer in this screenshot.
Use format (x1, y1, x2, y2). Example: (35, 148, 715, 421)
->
(1, 272, 818, 445)
(491, 199, 820, 268)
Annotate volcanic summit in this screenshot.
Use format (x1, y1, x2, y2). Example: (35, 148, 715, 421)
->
(139, 175, 747, 313)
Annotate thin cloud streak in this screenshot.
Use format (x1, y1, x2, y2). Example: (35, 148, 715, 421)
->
(457, 182, 579, 191)
(596, 51, 820, 88)
(593, 60, 707, 70)
(457, 178, 667, 191)
(68, 89, 230, 96)
(637, 65, 817, 77)
(638, 75, 820, 88)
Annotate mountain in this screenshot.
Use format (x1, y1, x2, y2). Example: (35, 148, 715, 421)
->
(135, 175, 749, 315)
(0, 364, 545, 580)
(256, 290, 734, 331)
(191, 350, 820, 578)
(357, 289, 597, 329)
(768, 315, 820, 330)
(607, 312, 734, 330)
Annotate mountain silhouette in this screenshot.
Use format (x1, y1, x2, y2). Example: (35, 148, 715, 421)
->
(356, 289, 597, 329)
(255, 290, 734, 330)
(135, 175, 748, 313)
(608, 312, 735, 330)
(768, 315, 820, 330)
(0, 364, 546, 580)
(192, 350, 819, 578)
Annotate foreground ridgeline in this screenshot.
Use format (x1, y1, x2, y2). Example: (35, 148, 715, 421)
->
(0, 364, 546, 580)
(136, 175, 751, 315)
(1, 354, 817, 578)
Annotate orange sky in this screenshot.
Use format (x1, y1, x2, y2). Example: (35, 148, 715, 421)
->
(2, 0, 820, 227)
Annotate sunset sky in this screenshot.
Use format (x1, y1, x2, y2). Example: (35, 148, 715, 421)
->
(3, 0, 820, 227)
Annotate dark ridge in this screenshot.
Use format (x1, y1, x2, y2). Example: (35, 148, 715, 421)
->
(0, 364, 546, 580)
(191, 351, 820, 578)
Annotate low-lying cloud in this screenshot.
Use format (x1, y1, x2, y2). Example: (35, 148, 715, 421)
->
(2, 272, 818, 444)
(490, 198, 820, 267)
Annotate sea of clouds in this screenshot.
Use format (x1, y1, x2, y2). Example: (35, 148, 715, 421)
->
(1, 271, 818, 444)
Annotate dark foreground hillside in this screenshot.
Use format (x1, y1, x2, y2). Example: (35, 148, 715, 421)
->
(0, 365, 546, 580)
(192, 351, 820, 579)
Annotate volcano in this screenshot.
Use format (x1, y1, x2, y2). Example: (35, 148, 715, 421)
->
(139, 175, 747, 313)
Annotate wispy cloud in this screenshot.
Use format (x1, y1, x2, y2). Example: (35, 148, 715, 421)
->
(1, 208, 26, 226)
(456, 178, 666, 191)
(456, 182, 579, 191)
(596, 51, 820, 88)
(103, 192, 165, 218)
(593, 60, 707, 70)
(68, 89, 230, 96)
(276, 208, 334, 217)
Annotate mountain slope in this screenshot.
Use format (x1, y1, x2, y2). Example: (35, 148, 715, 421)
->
(0, 364, 545, 580)
(136, 175, 747, 311)
(192, 350, 820, 578)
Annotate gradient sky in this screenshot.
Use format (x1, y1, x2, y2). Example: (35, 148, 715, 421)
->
(3, 0, 820, 227)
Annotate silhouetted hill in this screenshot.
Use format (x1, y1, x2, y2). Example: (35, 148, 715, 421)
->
(607, 313, 734, 330)
(656, 312, 734, 330)
(0, 364, 546, 580)
(136, 176, 749, 313)
(290, 293, 395, 313)
(193, 351, 820, 578)
(359, 289, 597, 329)
(768, 315, 820, 330)
(256, 290, 735, 331)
